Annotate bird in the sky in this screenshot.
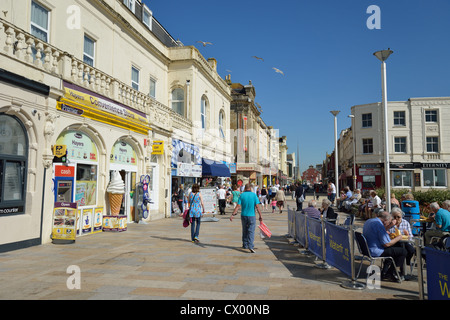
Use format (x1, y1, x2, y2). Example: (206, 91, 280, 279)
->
(273, 67, 284, 75)
(252, 56, 264, 62)
(197, 41, 213, 47)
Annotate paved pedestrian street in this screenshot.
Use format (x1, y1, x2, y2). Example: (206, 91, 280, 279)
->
(0, 198, 422, 302)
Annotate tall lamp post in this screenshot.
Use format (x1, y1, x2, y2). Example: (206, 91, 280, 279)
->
(348, 114, 356, 191)
(373, 49, 393, 213)
(330, 110, 340, 200)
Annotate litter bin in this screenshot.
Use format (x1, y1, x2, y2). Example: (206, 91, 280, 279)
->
(402, 200, 421, 235)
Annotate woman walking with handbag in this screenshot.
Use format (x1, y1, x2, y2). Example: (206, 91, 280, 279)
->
(188, 184, 205, 243)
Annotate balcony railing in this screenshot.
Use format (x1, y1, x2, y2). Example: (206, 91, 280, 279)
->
(0, 17, 192, 132)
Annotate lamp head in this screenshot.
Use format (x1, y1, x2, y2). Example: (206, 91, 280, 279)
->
(373, 49, 393, 62)
(330, 110, 340, 117)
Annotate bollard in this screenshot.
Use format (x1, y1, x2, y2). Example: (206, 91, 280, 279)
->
(341, 223, 366, 290)
(415, 237, 425, 300)
(315, 216, 331, 269)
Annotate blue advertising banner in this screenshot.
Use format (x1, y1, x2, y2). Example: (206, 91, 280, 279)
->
(306, 217, 322, 259)
(288, 209, 296, 239)
(295, 211, 306, 247)
(425, 247, 450, 300)
(325, 221, 352, 277)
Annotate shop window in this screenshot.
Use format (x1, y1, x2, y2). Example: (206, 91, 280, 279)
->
(75, 164, 97, 207)
(362, 175, 376, 189)
(0, 115, 28, 215)
(423, 169, 446, 187)
(392, 170, 412, 187)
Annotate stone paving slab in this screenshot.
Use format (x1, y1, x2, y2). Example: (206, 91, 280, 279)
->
(0, 198, 424, 303)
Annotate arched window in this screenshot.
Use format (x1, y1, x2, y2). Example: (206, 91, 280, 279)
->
(200, 96, 207, 130)
(171, 88, 185, 116)
(219, 110, 225, 139)
(0, 114, 28, 215)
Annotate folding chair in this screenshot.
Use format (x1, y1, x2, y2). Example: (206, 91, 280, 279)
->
(354, 231, 402, 283)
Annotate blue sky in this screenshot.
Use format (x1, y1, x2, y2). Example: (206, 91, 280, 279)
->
(144, 0, 450, 173)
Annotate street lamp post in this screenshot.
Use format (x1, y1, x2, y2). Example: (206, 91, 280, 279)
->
(330, 110, 340, 201)
(348, 114, 356, 191)
(373, 49, 393, 213)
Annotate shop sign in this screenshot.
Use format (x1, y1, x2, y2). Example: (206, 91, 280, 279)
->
(359, 168, 381, 176)
(422, 163, 450, 168)
(56, 130, 98, 162)
(236, 164, 255, 171)
(152, 140, 164, 155)
(52, 202, 78, 241)
(52, 145, 67, 158)
(110, 141, 137, 165)
(55, 165, 75, 177)
(177, 163, 202, 177)
(0, 206, 24, 215)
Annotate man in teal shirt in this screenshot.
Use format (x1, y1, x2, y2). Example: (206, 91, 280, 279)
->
(231, 183, 263, 253)
(425, 202, 450, 245)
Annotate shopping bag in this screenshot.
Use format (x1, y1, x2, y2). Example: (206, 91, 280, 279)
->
(182, 209, 190, 228)
(258, 222, 272, 238)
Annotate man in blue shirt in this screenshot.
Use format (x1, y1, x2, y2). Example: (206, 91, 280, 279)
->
(363, 211, 407, 282)
(425, 202, 450, 245)
(231, 183, 263, 253)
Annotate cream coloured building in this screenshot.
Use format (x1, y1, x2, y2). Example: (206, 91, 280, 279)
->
(0, 0, 232, 251)
(351, 97, 450, 192)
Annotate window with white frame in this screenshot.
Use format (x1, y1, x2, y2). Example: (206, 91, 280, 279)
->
(392, 171, 412, 187)
(149, 77, 156, 98)
(200, 97, 207, 130)
(362, 113, 372, 128)
(219, 110, 225, 139)
(143, 6, 152, 29)
(426, 136, 438, 153)
(362, 138, 373, 154)
(423, 169, 446, 187)
(31, 1, 50, 42)
(425, 110, 438, 122)
(393, 111, 406, 126)
(171, 88, 185, 116)
(83, 35, 95, 67)
(394, 137, 406, 153)
(123, 0, 135, 13)
(131, 66, 139, 91)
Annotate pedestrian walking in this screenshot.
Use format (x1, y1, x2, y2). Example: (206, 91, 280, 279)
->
(275, 188, 286, 214)
(217, 185, 227, 215)
(188, 184, 205, 243)
(230, 183, 263, 253)
(260, 185, 268, 210)
(231, 185, 241, 209)
(295, 183, 305, 211)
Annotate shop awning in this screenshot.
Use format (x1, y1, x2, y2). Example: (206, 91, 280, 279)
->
(202, 159, 231, 177)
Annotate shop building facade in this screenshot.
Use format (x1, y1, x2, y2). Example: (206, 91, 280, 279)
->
(0, 0, 232, 251)
(350, 97, 450, 193)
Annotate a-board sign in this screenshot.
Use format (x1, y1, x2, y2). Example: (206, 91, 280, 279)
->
(199, 187, 217, 215)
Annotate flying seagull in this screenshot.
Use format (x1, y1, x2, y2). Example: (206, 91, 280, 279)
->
(252, 56, 264, 62)
(272, 67, 284, 75)
(197, 41, 213, 47)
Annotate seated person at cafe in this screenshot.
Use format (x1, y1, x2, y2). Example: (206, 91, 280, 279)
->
(338, 187, 353, 210)
(365, 190, 382, 219)
(303, 199, 321, 220)
(424, 202, 450, 245)
(389, 207, 415, 267)
(363, 211, 407, 282)
(344, 189, 361, 212)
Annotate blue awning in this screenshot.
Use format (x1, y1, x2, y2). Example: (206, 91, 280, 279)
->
(202, 158, 231, 177)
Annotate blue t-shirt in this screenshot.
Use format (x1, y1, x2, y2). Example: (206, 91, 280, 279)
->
(238, 191, 260, 217)
(435, 208, 450, 232)
(362, 218, 391, 257)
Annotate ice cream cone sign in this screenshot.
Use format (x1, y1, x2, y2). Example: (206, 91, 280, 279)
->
(107, 171, 125, 216)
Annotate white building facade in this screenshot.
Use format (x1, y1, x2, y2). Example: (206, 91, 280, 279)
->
(351, 97, 450, 193)
(0, 0, 232, 252)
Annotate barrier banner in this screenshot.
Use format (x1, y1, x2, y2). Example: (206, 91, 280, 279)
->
(295, 211, 306, 247)
(325, 221, 352, 277)
(306, 217, 323, 259)
(425, 247, 450, 300)
(287, 208, 296, 239)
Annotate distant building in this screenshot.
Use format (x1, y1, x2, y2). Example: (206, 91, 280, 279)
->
(302, 165, 321, 185)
